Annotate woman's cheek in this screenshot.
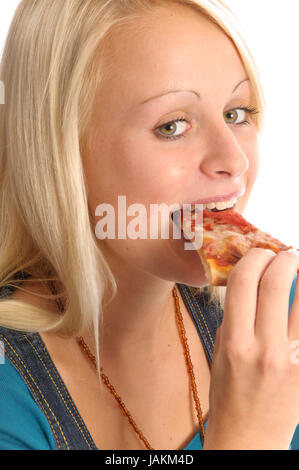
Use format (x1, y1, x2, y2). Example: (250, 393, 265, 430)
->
(246, 136, 260, 186)
(238, 144, 259, 212)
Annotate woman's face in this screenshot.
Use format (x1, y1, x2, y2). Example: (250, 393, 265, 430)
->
(84, 5, 260, 288)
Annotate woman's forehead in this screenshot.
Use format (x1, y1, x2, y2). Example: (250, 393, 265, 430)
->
(98, 7, 248, 108)
(102, 7, 238, 71)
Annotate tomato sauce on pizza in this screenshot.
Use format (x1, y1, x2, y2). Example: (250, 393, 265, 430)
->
(180, 208, 296, 286)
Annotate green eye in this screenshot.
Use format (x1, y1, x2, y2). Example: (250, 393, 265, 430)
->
(160, 122, 178, 136)
(156, 118, 188, 141)
(224, 109, 246, 124)
(225, 109, 236, 122)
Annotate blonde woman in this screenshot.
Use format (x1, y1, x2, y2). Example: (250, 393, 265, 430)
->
(0, 0, 298, 451)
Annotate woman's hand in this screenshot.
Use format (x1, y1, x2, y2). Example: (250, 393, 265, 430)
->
(203, 248, 299, 450)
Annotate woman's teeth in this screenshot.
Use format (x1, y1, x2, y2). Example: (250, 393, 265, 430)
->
(198, 198, 237, 211)
(171, 197, 238, 223)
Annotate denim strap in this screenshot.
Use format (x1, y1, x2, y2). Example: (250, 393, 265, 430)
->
(176, 284, 223, 365)
(0, 325, 98, 450)
(0, 271, 97, 450)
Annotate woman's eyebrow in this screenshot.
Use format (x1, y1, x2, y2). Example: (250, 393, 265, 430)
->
(139, 77, 250, 105)
(139, 89, 200, 105)
(233, 78, 250, 93)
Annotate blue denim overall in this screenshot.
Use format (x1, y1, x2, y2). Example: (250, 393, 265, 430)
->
(0, 271, 298, 450)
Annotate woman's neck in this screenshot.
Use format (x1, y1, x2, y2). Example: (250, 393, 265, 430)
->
(94, 243, 180, 358)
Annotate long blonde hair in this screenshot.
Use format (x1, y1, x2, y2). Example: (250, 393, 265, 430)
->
(0, 0, 266, 380)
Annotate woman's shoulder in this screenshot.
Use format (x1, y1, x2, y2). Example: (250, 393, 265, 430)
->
(0, 272, 55, 448)
(0, 335, 56, 450)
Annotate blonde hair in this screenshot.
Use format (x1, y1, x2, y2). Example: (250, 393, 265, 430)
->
(0, 0, 266, 380)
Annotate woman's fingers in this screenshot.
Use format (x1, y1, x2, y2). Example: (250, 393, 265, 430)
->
(255, 251, 299, 344)
(222, 248, 277, 344)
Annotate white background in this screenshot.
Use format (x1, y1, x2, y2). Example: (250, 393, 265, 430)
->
(1, 1, 298, 247)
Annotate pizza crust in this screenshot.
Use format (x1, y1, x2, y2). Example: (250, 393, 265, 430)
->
(198, 250, 232, 286)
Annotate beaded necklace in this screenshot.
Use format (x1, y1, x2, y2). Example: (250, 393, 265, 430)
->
(48, 281, 205, 449)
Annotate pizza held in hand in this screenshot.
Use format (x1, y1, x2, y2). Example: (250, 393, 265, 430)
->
(180, 208, 298, 286)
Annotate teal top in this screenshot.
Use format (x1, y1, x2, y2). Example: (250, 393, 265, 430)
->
(0, 276, 297, 450)
(0, 355, 207, 450)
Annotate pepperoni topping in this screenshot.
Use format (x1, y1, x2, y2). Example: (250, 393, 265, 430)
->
(202, 209, 258, 234)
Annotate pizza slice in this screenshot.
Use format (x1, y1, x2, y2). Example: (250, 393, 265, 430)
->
(180, 208, 297, 286)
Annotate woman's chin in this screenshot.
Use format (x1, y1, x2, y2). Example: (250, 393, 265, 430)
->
(171, 241, 209, 287)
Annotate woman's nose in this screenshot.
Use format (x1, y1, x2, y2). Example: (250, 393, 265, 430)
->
(199, 121, 249, 179)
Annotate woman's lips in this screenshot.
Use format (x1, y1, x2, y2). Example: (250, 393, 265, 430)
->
(183, 188, 245, 206)
(207, 203, 237, 213)
(170, 187, 244, 222)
